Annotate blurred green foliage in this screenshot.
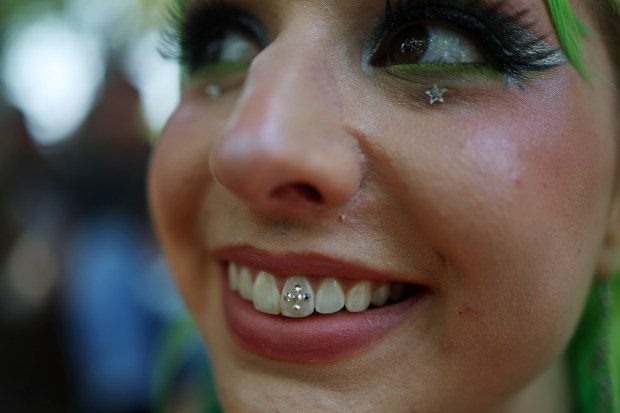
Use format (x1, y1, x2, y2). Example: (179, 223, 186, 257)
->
(0, 0, 171, 33)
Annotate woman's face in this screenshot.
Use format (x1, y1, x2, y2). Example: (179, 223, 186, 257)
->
(149, 0, 618, 412)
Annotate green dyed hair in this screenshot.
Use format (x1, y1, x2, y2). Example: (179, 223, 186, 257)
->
(547, 0, 620, 77)
(568, 277, 620, 413)
(547, 0, 591, 76)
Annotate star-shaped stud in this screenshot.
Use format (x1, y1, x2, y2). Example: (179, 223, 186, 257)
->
(425, 84, 447, 105)
(205, 83, 222, 100)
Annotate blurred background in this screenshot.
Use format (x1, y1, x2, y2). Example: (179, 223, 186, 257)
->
(0, 0, 217, 412)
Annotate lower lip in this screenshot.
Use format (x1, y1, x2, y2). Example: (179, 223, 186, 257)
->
(222, 270, 428, 364)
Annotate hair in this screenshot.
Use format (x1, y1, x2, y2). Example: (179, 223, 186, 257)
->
(568, 277, 620, 413)
(551, 1, 620, 412)
(547, 0, 620, 78)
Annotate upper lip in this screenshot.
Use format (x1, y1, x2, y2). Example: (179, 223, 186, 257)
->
(213, 244, 422, 284)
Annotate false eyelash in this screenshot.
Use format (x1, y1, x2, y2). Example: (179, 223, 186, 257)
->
(160, 0, 251, 73)
(380, 0, 567, 89)
(159, 0, 269, 74)
(160, 0, 219, 63)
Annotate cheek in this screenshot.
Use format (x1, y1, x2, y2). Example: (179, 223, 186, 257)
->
(446, 76, 611, 275)
(373, 71, 615, 387)
(471, 83, 610, 352)
(149, 96, 224, 314)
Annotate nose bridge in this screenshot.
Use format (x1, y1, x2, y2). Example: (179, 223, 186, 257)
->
(209, 31, 363, 215)
(248, 31, 342, 132)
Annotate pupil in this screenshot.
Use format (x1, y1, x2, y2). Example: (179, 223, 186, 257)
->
(205, 31, 225, 62)
(391, 25, 430, 64)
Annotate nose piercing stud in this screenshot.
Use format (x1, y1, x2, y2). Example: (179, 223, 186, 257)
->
(425, 84, 447, 105)
(205, 83, 222, 100)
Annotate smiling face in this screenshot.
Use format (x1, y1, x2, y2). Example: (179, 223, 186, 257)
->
(149, 0, 619, 412)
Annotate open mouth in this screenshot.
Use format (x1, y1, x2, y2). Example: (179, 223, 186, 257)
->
(227, 262, 421, 317)
(216, 247, 430, 363)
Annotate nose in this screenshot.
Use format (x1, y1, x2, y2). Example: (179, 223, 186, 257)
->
(209, 37, 363, 215)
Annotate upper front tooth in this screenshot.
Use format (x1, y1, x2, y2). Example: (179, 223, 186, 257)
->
(315, 278, 345, 314)
(345, 281, 371, 312)
(228, 263, 239, 292)
(239, 266, 254, 300)
(281, 276, 314, 318)
(252, 271, 280, 315)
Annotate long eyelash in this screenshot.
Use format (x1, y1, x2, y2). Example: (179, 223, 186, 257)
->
(386, 0, 396, 25)
(158, 0, 225, 67)
(382, 0, 567, 89)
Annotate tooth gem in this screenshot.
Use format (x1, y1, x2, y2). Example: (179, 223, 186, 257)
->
(281, 276, 314, 317)
(285, 285, 312, 311)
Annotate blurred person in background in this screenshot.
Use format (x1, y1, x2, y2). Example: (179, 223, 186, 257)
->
(0, 99, 70, 413)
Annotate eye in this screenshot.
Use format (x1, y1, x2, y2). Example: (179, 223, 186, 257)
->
(199, 27, 262, 70)
(165, 3, 269, 77)
(373, 23, 485, 67)
(366, 1, 567, 90)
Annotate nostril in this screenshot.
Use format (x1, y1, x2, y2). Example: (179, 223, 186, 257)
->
(269, 182, 324, 205)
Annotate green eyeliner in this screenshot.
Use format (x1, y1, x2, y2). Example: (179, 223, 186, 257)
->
(192, 62, 250, 80)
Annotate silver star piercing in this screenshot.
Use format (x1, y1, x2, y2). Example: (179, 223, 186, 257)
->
(205, 83, 222, 100)
(425, 84, 447, 105)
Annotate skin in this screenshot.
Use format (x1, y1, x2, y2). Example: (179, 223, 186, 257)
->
(149, 0, 619, 412)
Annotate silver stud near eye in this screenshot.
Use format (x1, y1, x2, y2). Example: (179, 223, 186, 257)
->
(425, 84, 447, 105)
(205, 83, 222, 100)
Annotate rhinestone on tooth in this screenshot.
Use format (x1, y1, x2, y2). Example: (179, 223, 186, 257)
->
(285, 285, 311, 312)
(281, 278, 314, 317)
